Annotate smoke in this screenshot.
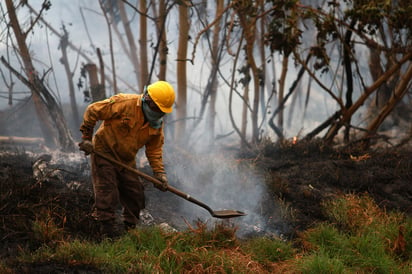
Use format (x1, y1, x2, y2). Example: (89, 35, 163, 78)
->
(164, 146, 284, 238)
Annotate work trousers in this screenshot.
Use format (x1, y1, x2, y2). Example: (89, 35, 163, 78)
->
(91, 153, 145, 224)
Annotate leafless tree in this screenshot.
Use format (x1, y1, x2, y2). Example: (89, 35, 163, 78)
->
(3, 0, 75, 151)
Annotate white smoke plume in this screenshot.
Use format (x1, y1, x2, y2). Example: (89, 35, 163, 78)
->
(163, 147, 283, 238)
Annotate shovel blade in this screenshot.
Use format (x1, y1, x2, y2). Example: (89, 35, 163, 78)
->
(212, 210, 247, 219)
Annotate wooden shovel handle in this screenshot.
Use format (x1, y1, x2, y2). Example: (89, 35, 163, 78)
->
(93, 150, 164, 187)
(92, 150, 215, 215)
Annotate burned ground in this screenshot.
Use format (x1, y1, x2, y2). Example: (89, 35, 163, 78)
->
(254, 140, 412, 236)
(0, 140, 411, 270)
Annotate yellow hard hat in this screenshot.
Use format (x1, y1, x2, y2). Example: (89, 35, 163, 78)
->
(147, 81, 175, 113)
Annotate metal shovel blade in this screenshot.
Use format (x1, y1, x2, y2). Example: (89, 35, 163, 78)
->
(165, 185, 247, 219)
(212, 210, 247, 219)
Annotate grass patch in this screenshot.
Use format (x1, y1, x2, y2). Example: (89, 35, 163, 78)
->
(298, 194, 412, 273)
(16, 222, 265, 273)
(5, 193, 412, 273)
(242, 236, 295, 266)
(296, 251, 347, 274)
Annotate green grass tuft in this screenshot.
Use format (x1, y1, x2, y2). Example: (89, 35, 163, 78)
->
(296, 251, 346, 274)
(242, 236, 295, 265)
(300, 194, 412, 273)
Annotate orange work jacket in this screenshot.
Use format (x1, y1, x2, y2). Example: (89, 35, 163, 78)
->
(80, 93, 165, 173)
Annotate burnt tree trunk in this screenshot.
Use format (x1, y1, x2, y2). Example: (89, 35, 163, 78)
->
(5, 0, 75, 151)
(84, 64, 106, 102)
(342, 19, 356, 143)
(97, 48, 106, 96)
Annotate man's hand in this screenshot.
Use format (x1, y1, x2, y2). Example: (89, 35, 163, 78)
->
(154, 172, 168, 192)
(78, 140, 93, 155)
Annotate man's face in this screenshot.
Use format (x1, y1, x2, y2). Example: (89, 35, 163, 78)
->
(143, 93, 164, 115)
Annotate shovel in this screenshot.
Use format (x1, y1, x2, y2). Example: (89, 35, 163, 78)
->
(92, 150, 247, 219)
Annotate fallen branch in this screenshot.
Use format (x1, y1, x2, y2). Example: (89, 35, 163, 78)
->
(0, 136, 44, 144)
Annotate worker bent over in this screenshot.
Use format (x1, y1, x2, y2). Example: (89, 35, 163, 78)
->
(78, 81, 175, 237)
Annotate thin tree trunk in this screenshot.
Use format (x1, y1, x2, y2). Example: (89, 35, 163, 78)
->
(235, 3, 260, 143)
(228, 33, 251, 149)
(175, 1, 190, 142)
(258, 0, 267, 124)
(278, 55, 289, 135)
(118, 0, 141, 88)
(60, 25, 80, 126)
(157, 0, 168, 81)
(241, 84, 249, 144)
(342, 19, 356, 143)
(203, 0, 224, 145)
(139, 0, 149, 87)
(0, 37, 15, 106)
(99, 0, 117, 94)
(97, 48, 106, 96)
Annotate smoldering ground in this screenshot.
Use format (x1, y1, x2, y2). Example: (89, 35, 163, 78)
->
(0, 142, 286, 244)
(2, 137, 411, 247)
(160, 148, 285, 238)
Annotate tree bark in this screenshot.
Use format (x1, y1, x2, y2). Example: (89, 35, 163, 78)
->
(175, 1, 190, 142)
(228, 32, 251, 149)
(157, 0, 168, 81)
(84, 64, 105, 102)
(96, 48, 106, 96)
(139, 0, 149, 87)
(241, 83, 249, 144)
(278, 55, 289, 135)
(342, 19, 356, 143)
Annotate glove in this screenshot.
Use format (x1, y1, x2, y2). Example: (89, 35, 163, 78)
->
(78, 140, 93, 155)
(154, 172, 168, 192)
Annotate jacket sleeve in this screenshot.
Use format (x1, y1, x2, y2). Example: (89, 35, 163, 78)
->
(79, 97, 120, 140)
(145, 130, 166, 174)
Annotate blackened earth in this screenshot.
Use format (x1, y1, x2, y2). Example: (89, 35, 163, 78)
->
(1, 140, 411, 272)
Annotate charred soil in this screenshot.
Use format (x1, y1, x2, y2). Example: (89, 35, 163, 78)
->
(0, 140, 411, 271)
(251, 140, 412, 236)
